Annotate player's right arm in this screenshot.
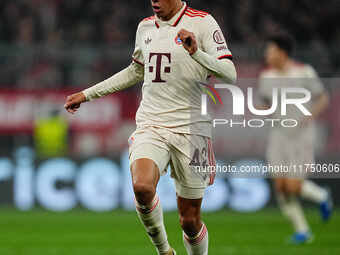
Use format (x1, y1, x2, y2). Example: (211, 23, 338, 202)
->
(64, 23, 145, 114)
(301, 65, 329, 125)
(64, 63, 144, 114)
(178, 14, 236, 84)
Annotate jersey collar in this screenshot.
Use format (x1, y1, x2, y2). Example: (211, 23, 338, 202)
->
(155, 2, 187, 28)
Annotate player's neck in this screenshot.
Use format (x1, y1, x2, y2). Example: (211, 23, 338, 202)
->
(161, 1, 183, 21)
(276, 58, 292, 72)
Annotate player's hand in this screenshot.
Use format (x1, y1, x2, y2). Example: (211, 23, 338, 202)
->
(64, 92, 87, 114)
(177, 29, 198, 55)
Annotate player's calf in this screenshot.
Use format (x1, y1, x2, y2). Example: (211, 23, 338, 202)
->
(178, 196, 208, 255)
(178, 196, 202, 235)
(179, 211, 202, 236)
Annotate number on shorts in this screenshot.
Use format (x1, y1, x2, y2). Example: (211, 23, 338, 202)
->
(189, 147, 209, 167)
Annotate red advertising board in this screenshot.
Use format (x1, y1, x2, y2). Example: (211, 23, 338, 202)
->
(0, 89, 138, 133)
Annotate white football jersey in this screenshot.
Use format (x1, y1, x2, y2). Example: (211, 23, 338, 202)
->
(132, 2, 232, 138)
(259, 62, 325, 136)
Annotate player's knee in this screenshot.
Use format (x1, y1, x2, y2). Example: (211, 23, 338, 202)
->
(179, 214, 201, 235)
(133, 182, 156, 203)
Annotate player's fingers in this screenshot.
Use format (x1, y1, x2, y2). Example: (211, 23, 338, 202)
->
(177, 29, 187, 36)
(178, 29, 194, 38)
(64, 95, 74, 108)
(64, 102, 70, 109)
(177, 33, 185, 42)
(65, 101, 80, 110)
(73, 103, 80, 109)
(64, 100, 73, 109)
(67, 105, 79, 114)
(178, 30, 189, 40)
(64, 94, 82, 108)
(66, 107, 75, 114)
(185, 33, 195, 42)
(179, 32, 195, 46)
(180, 34, 190, 45)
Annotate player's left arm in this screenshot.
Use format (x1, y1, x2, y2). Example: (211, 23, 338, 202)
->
(177, 15, 236, 84)
(257, 73, 272, 110)
(310, 92, 329, 119)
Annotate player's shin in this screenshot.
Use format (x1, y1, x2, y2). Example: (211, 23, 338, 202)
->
(183, 223, 208, 255)
(277, 193, 309, 233)
(135, 194, 171, 255)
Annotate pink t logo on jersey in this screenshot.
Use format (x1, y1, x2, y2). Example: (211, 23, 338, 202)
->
(149, 53, 171, 83)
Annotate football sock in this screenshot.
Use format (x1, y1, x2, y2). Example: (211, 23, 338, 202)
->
(135, 194, 170, 255)
(300, 180, 327, 204)
(277, 193, 309, 233)
(183, 223, 208, 255)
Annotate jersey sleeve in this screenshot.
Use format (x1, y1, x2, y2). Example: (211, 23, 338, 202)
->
(304, 65, 325, 97)
(200, 15, 232, 60)
(82, 62, 144, 101)
(190, 14, 236, 83)
(131, 22, 145, 66)
(258, 73, 272, 104)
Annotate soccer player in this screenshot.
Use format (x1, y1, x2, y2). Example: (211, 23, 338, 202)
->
(64, 0, 236, 254)
(258, 34, 333, 244)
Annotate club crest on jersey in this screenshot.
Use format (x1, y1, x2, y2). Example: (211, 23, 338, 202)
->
(174, 36, 183, 45)
(128, 136, 135, 146)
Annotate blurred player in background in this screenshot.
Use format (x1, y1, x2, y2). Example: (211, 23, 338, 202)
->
(258, 34, 333, 244)
(64, 0, 236, 254)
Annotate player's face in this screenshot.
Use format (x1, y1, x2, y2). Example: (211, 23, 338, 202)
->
(265, 42, 285, 68)
(150, 0, 178, 20)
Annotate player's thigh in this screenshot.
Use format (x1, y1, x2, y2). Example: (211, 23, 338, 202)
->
(274, 178, 286, 193)
(129, 128, 171, 176)
(130, 143, 170, 204)
(267, 132, 285, 165)
(284, 178, 303, 194)
(288, 134, 315, 178)
(267, 135, 289, 177)
(170, 135, 215, 199)
(130, 158, 161, 190)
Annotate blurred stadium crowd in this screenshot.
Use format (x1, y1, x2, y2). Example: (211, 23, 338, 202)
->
(0, 0, 339, 89)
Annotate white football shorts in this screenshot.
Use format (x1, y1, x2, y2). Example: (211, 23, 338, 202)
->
(267, 126, 315, 178)
(128, 126, 216, 199)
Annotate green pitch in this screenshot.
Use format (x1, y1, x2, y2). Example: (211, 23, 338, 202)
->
(0, 208, 339, 255)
